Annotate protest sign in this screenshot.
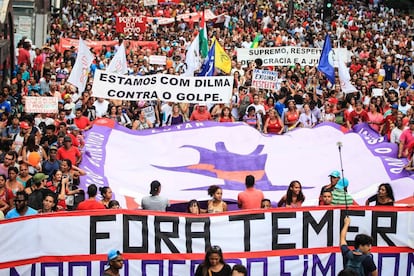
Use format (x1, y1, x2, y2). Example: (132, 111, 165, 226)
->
(115, 16, 147, 34)
(149, 55, 166, 65)
(252, 69, 278, 89)
(25, 96, 58, 113)
(237, 47, 322, 67)
(92, 70, 233, 103)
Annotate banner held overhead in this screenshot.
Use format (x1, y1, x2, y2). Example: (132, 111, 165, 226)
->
(91, 70, 233, 103)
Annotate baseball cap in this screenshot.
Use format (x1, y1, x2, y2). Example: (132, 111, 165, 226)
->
(63, 136, 72, 142)
(64, 94, 71, 100)
(150, 180, 161, 195)
(107, 249, 121, 262)
(410, 118, 414, 124)
(69, 125, 79, 131)
(64, 103, 72, 110)
(49, 145, 58, 152)
(20, 121, 30, 129)
(33, 173, 49, 184)
(336, 178, 349, 190)
(329, 170, 341, 178)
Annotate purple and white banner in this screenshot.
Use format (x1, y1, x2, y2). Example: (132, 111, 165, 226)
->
(80, 121, 414, 209)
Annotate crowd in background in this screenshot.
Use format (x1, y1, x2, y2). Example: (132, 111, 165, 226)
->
(1, 0, 414, 218)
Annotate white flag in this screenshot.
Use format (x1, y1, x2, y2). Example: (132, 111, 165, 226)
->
(67, 38, 95, 93)
(337, 53, 358, 94)
(107, 43, 128, 75)
(183, 34, 201, 77)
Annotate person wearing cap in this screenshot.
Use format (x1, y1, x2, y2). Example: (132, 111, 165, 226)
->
(331, 178, 354, 206)
(104, 249, 123, 276)
(398, 118, 414, 158)
(41, 145, 61, 178)
(68, 125, 85, 148)
(25, 173, 52, 210)
(319, 170, 341, 205)
(12, 121, 31, 154)
(56, 136, 82, 166)
(141, 180, 169, 211)
(77, 184, 105, 210)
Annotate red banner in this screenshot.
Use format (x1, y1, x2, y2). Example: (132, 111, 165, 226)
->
(115, 16, 147, 34)
(58, 38, 158, 53)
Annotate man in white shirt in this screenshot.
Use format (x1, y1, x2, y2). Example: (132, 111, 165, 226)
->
(93, 98, 110, 118)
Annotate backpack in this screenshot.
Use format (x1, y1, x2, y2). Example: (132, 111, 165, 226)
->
(345, 250, 368, 276)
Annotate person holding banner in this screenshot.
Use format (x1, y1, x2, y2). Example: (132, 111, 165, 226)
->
(190, 104, 212, 122)
(243, 106, 260, 131)
(263, 108, 284, 134)
(194, 245, 231, 276)
(365, 183, 395, 206)
(284, 99, 300, 131)
(277, 180, 305, 208)
(207, 185, 227, 213)
(131, 109, 153, 130)
(298, 103, 317, 128)
(340, 217, 378, 276)
(217, 106, 235, 123)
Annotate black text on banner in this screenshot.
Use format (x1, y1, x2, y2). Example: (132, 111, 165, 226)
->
(92, 70, 234, 104)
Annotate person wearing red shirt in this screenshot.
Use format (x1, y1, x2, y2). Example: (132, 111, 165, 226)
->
(190, 105, 212, 121)
(17, 41, 31, 68)
(349, 57, 362, 74)
(398, 119, 414, 158)
(74, 108, 92, 131)
(237, 175, 264, 209)
(347, 101, 369, 129)
(57, 136, 82, 166)
(381, 104, 398, 137)
(77, 184, 105, 210)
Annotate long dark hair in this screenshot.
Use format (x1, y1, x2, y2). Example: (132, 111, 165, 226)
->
(199, 245, 225, 276)
(286, 180, 305, 205)
(378, 183, 395, 201)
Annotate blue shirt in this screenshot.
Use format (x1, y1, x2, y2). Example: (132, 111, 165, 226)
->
(0, 100, 11, 114)
(5, 207, 38, 219)
(275, 101, 285, 117)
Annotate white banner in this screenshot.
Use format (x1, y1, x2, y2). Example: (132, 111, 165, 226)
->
(252, 69, 278, 90)
(91, 70, 233, 103)
(67, 38, 95, 92)
(0, 208, 413, 275)
(237, 47, 322, 67)
(147, 9, 220, 25)
(24, 96, 58, 113)
(149, 55, 166, 65)
(144, 0, 157, 6)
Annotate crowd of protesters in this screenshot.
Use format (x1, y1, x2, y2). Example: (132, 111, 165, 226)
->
(1, 0, 414, 218)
